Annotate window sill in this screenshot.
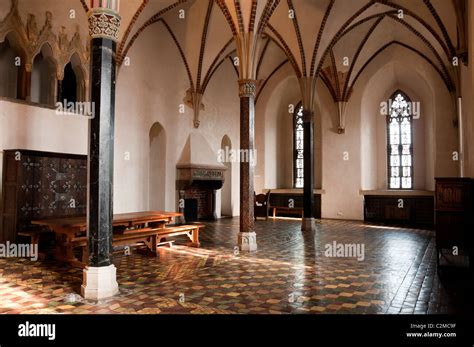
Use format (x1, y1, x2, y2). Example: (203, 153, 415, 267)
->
(359, 189, 434, 196)
(0, 96, 56, 111)
(263, 188, 326, 195)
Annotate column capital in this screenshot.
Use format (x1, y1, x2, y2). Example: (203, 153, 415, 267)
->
(88, 8, 121, 42)
(238, 79, 257, 98)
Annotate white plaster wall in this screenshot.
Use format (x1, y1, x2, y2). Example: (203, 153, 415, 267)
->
(257, 44, 456, 221)
(462, 0, 474, 178)
(256, 64, 323, 193)
(320, 81, 363, 220)
(114, 21, 240, 216)
(357, 45, 456, 193)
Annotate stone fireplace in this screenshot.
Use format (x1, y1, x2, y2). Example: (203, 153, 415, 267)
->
(176, 134, 226, 222)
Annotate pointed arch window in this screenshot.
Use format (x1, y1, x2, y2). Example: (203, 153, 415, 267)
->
(387, 91, 413, 189)
(294, 103, 304, 188)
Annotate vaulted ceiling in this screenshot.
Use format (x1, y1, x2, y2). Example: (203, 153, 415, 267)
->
(78, 0, 465, 102)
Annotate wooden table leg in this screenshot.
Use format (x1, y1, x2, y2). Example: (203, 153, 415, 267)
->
(53, 230, 84, 267)
(189, 229, 200, 248)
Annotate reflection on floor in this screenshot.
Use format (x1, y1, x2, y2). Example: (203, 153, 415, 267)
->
(0, 219, 472, 314)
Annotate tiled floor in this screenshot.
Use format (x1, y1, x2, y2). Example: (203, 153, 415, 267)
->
(0, 218, 472, 314)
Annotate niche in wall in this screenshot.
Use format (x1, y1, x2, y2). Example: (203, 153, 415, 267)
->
(31, 43, 56, 106)
(149, 122, 167, 211)
(59, 53, 85, 104)
(0, 37, 18, 98)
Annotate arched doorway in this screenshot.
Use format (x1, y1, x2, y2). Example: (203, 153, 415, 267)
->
(221, 135, 232, 217)
(149, 122, 167, 210)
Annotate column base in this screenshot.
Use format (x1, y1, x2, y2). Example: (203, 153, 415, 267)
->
(238, 232, 257, 252)
(301, 217, 316, 232)
(81, 264, 119, 300)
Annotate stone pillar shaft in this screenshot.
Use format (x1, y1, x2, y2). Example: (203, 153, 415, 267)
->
(57, 79, 63, 103)
(17, 65, 31, 101)
(238, 79, 257, 251)
(82, 4, 121, 300)
(87, 37, 116, 267)
(302, 109, 314, 220)
(239, 80, 256, 233)
(239, 95, 255, 233)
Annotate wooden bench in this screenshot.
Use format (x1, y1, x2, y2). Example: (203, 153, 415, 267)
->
(72, 224, 203, 266)
(18, 228, 52, 245)
(17, 228, 52, 261)
(271, 206, 303, 218)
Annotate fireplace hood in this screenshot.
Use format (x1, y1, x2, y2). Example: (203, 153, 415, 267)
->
(176, 133, 226, 191)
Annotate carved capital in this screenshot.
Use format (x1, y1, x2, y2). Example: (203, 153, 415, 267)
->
(88, 8, 121, 42)
(238, 79, 257, 98)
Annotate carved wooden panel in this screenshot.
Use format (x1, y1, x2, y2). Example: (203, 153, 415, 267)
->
(364, 195, 434, 228)
(1, 150, 87, 242)
(435, 180, 469, 210)
(435, 178, 473, 252)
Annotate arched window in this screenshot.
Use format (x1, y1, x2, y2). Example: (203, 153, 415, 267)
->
(31, 44, 57, 106)
(294, 103, 304, 188)
(387, 91, 413, 189)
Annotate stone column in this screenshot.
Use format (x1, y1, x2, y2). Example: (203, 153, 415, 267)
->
(237, 79, 257, 251)
(17, 63, 31, 101)
(56, 79, 63, 103)
(301, 109, 315, 231)
(81, 2, 121, 300)
(299, 78, 316, 232)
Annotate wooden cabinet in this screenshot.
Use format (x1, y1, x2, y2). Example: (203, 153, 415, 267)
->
(435, 177, 473, 270)
(1, 149, 87, 242)
(363, 195, 434, 228)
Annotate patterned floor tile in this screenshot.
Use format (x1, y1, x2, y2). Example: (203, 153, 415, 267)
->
(0, 218, 472, 314)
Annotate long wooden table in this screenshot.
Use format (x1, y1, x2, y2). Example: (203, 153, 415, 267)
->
(32, 211, 182, 266)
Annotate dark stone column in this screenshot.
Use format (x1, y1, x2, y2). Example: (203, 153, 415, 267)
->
(81, 5, 121, 300)
(57, 79, 63, 103)
(87, 37, 116, 267)
(302, 109, 315, 231)
(17, 64, 31, 101)
(237, 80, 257, 251)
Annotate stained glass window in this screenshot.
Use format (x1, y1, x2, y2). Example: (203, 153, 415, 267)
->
(294, 104, 304, 188)
(387, 92, 413, 189)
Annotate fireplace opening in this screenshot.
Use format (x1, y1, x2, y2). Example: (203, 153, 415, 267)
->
(184, 198, 198, 222)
